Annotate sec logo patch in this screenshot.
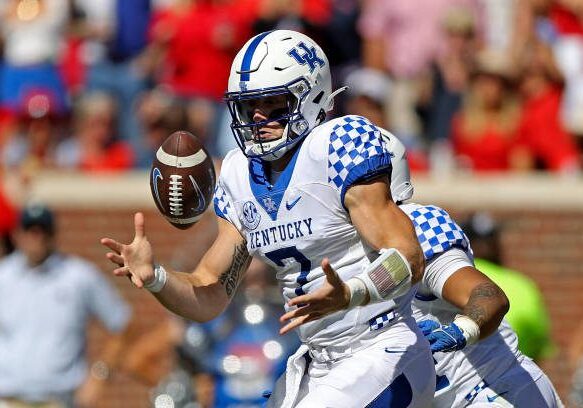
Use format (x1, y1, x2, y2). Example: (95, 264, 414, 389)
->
(241, 201, 261, 230)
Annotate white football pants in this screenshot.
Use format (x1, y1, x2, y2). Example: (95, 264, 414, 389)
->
(459, 358, 563, 408)
(268, 318, 435, 408)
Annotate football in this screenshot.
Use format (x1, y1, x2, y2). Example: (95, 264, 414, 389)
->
(150, 131, 216, 229)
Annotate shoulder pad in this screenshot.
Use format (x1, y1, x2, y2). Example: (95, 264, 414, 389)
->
(326, 115, 391, 192)
(401, 203, 470, 261)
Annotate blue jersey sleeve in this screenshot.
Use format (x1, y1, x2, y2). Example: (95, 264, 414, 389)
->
(327, 116, 393, 206)
(403, 204, 471, 261)
(213, 181, 235, 221)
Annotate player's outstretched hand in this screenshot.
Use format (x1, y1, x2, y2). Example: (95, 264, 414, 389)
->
(279, 258, 350, 335)
(418, 319, 467, 352)
(100, 212, 155, 289)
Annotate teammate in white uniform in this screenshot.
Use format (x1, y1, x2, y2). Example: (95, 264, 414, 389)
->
(101, 30, 435, 407)
(383, 131, 563, 407)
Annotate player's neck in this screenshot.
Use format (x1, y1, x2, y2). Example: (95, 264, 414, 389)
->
(269, 167, 283, 184)
(269, 145, 297, 173)
(263, 146, 298, 185)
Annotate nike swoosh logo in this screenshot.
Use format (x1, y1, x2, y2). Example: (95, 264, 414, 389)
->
(189, 175, 206, 212)
(487, 391, 508, 402)
(152, 168, 164, 209)
(286, 196, 302, 211)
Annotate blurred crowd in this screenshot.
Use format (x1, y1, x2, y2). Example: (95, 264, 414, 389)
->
(0, 0, 583, 180)
(2, 1, 583, 407)
(2, 1, 583, 404)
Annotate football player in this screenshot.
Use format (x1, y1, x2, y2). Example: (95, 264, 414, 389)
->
(382, 130, 564, 407)
(101, 30, 436, 406)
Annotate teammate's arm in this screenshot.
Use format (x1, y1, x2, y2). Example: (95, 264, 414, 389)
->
(441, 266, 509, 340)
(101, 213, 251, 322)
(418, 250, 510, 352)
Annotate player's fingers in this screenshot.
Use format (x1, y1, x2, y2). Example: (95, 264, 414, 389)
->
(321, 258, 341, 286)
(113, 265, 131, 276)
(130, 273, 144, 289)
(279, 321, 301, 335)
(280, 312, 321, 335)
(425, 332, 438, 344)
(280, 307, 301, 322)
(106, 252, 125, 267)
(101, 238, 123, 254)
(280, 304, 312, 323)
(418, 320, 439, 335)
(287, 294, 312, 308)
(429, 343, 443, 353)
(280, 311, 293, 324)
(130, 274, 144, 289)
(279, 315, 309, 335)
(134, 212, 145, 238)
(115, 267, 145, 288)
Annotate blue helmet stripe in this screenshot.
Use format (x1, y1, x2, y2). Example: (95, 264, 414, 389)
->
(240, 31, 272, 82)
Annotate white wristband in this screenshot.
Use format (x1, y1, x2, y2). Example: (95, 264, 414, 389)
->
(144, 264, 167, 293)
(346, 277, 368, 308)
(356, 248, 412, 303)
(453, 315, 480, 345)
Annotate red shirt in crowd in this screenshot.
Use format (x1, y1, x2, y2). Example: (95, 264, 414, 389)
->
(517, 86, 580, 171)
(550, 4, 583, 36)
(79, 142, 135, 172)
(0, 182, 17, 236)
(451, 115, 520, 171)
(152, 0, 258, 100)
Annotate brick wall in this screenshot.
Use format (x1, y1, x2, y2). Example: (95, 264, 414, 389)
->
(54, 208, 218, 408)
(12, 173, 583, 407)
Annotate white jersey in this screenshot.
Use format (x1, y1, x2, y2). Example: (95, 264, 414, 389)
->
(214, 115, 416, 348)
(401, 203, 526, 407)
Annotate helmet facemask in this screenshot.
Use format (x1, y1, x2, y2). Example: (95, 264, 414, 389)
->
(225, 78, 314, 160)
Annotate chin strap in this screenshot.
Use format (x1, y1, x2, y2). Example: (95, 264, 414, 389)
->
(254, 126, 305, 162)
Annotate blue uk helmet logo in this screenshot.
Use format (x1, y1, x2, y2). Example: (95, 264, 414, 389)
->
(288, 42, 325, 73)
(242, 201, 261, 230)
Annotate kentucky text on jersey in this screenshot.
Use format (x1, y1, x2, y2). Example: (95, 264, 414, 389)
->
(248, 218, 313, 249)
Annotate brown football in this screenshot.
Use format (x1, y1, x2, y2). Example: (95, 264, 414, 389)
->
(150, 131, 216, 229)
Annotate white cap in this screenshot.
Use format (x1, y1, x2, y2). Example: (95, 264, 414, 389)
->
(344, 68, 392, 105)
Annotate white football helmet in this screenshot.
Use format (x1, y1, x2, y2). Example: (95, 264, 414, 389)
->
(378, 127, 414, 203)
(225, 30, 334, 161)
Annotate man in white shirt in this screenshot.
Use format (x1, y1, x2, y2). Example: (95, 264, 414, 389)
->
(0, 204, 132, 408)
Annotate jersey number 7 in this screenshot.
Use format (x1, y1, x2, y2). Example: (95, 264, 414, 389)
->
(265, 246, 311, 296)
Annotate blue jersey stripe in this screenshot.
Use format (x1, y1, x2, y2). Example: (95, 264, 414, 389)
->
(240, 31, 272, 81)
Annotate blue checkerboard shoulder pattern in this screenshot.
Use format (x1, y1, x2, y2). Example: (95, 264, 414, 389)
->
(213, 183, 232, 220)
(327, 115, 388, 189)
(402, 204, 469, 260)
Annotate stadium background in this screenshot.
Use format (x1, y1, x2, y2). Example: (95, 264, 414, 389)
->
(2, 0, 583, 406)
